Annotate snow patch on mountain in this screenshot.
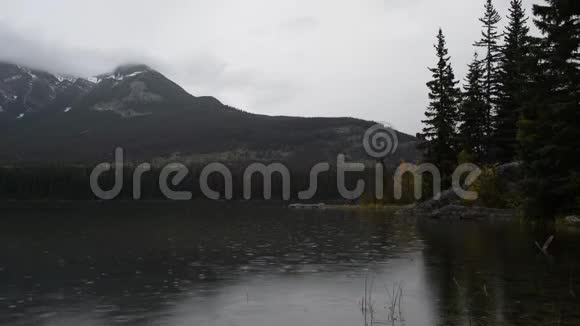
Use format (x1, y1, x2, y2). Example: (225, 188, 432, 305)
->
(56, 74, 78, 83)
(3, 75, 22, 82)
(123, 71, 145, 79)
(100, 70, 146, 82)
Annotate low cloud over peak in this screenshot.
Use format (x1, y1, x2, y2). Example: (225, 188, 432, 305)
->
(0, 0, 539, 134)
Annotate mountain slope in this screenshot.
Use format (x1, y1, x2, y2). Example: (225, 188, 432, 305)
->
(0, 63, 94, 116)
(0, 62, 418, 165)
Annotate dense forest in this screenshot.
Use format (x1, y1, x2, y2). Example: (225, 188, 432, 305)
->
(0, 165, 417, 205)
(418, 0, 579, 219)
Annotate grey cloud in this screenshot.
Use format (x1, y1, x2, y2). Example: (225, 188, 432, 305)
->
(0, 23, 298, 110)
(279, 16, 319, 32)
(0, 0, 541, 134)
(0, 22, 156, 77)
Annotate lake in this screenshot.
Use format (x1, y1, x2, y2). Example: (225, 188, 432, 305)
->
(1, 202, 579, 325)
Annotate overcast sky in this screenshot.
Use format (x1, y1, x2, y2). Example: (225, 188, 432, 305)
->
(0, 0, 539, 134)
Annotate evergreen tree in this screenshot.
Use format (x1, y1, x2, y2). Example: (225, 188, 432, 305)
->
(493, 0, 530, 163)
(458, 54, 487, 163)
(474, 0, 502, 156)
(419, 29, 461, 181)
(519, 0, 580, 218)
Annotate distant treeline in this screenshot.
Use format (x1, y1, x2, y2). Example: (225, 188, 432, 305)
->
(419, 0, 579, 218)
(0, 165, 417, 204)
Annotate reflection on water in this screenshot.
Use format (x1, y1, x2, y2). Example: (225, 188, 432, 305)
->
(0, 203, 578, 325)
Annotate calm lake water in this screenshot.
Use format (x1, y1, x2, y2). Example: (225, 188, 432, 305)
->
(0, 203, 579, 326)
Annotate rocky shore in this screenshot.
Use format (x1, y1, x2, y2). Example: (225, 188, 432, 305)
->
(395, 189, 518, 222)
(395, 162, 522, 222)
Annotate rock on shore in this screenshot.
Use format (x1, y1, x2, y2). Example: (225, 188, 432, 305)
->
(395, 162, 521, 221)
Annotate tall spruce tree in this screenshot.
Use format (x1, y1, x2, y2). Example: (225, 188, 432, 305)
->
(458, 54, 487, 163)
(494, 0, 530, 163)
(419, 29, 461, 181)
(474, 0, 502, 158)
(519, 0, 580, 218)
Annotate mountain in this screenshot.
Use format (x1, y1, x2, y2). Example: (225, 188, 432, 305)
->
(0, 63, 93, 116)
(0, 61, 418, 166)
